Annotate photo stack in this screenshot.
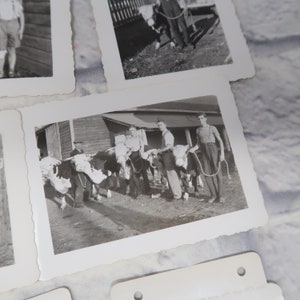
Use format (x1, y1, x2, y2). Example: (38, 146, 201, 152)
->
(0, 0, 273, 298)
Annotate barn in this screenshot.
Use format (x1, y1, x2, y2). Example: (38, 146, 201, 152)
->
(36, 97, 232, 161)
(17, 0, 52, 77)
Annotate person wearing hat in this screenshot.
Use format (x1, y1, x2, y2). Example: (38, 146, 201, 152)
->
(70, 140, 84, 157)
(0, 0, 25, 78)
(189, 112, 225, 203)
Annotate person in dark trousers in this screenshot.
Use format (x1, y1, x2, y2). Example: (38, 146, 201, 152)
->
(125, 126, 151, 198)
(189, 113, 225, 203)
(158, 0, 191, 49)
(69, 140, 91, 207)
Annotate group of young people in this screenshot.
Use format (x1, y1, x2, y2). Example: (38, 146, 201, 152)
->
(116, 113, 226, 203)
(0, 0, 24, 78)
(69, 112, 225, 203)
(156, 113, 225, 203)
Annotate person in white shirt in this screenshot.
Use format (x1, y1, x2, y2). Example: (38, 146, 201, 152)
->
(0, 0, 24, 78)
(157, 120, 182, 200)
(125, 126, 151, 198)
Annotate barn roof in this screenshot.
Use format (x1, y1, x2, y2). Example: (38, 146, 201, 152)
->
(102, 112, 223, 129)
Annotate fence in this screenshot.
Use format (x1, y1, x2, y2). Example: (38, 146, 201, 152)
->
(108, 0, 148, 28)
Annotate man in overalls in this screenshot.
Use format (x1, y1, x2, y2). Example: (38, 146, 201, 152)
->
(190, 113, 225, 203)
(158, 0, 191, 49)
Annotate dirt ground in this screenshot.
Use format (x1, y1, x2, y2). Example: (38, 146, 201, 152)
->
(46, 167, 247, 255)
(115, 10, 232, 79)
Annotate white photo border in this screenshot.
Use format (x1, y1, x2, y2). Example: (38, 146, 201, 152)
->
(91, 0, 255, 90)
(0, 110, 39, 293)
(21, 77, 267, 279)
(0, 0, 74, 97)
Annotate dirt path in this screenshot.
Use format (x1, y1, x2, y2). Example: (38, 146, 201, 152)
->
(47, 170, 247, 254)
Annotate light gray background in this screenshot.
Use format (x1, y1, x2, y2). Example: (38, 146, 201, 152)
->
(0, 0, 299, 299)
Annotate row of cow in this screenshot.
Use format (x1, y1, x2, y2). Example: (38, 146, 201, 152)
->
(40, 144, 207, 209)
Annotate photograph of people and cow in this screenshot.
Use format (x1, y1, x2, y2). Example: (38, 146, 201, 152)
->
(109, 0, 231, 79)
(37, 96, 248, 255)
(0, 0, 52, 79)
(0, 136, 14, 268)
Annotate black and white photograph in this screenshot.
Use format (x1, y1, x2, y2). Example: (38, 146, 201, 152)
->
(0, 135, 14, 268)
(109, 0, 231, 79)
(0, 0, 52, 79)
(37, 97, 248, 255)
(22, 80, 267, 278)
(0, 0, 74, 97)
(0, 110, 38, 293)
(92, 0, 254, 89)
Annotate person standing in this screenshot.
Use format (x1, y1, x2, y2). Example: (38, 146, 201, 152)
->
(190, 113, 225, 203)
(125, 126, 151, 198)
(158, 0, 191, 49)
(0, 0, 25, 78)
(69, 140, 90, 207)
(157, 120, 182, 200)
(70, 140, 84, 157)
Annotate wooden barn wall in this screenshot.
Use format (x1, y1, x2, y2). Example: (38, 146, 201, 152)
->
(17, 0, 52, 76)
(103, 119, 129, 143)
(73, 116, 112, 154)
(58, 121, 72, 160)
(0, 137, 14, 267)
(45, 124, 61, 159)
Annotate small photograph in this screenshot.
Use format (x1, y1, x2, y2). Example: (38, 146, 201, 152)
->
(0, 0, 52, 79)
(0, 135, 14, 268)
(92, 0, 255, 88)
(110, 0, 231, 79)
(36, 96, 247, 255)
(0, 0, 74, 97)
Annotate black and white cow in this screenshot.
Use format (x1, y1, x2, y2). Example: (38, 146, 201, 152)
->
(142, 145, 204, 200)
(40, 154, 107, 209)
(138, 4, 175, 50)
(172, 144, 204, 201)
(88, 144, 133, 200)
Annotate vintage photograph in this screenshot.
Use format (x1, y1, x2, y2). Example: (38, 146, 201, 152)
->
(22, 80, 267, 278)
(0, 135, 14, 268)
(36, 96, 248, 254)
(110, 0, 231, 79)
(92, 0, 255, 89)
(0, 0, 52, 79)
(0, 110, 38, 293)
(0, 0, 74, 97)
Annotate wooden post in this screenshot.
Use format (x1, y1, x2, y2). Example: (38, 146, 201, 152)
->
(185, 129, 193, 147)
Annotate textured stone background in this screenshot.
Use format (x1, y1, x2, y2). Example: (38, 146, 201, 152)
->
(0, 0, 299, 299)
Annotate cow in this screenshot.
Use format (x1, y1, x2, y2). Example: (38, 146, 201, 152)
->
(138, 4, 175, 50)
(142, 149, 169, 197)
(89, 148, 123, 201)
(40, 154, 107, 209)
(172, 144, 204, 201)
(142, 146, 204, 201)
(91, 143, 154, 200)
